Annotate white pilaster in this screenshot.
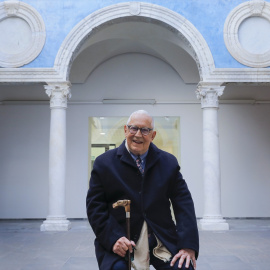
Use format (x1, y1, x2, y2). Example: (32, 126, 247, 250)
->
(196, 83, 229, 230)
(40, 82, 72, 231)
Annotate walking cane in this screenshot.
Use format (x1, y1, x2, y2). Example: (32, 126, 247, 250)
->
(113, 200, 131, 270)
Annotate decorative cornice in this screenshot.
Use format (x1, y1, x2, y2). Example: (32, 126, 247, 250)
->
(196, 82, 225, 108)
(205, 68, 270, 83)
(45, 82, 71, 109)
(1, 67, 270, 84)
(0, 68, 63, 83)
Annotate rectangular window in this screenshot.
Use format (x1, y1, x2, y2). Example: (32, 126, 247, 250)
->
(88, 116, 180, 179)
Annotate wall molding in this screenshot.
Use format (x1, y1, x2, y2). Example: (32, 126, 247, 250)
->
(1, 100, 269, 106)
(1, 67, 270, 83)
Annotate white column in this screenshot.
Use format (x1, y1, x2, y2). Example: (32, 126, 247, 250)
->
(196, 83, 229, 230)
(41, 82, 72, 231)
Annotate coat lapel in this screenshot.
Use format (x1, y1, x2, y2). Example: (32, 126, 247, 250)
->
(117, 141, 137, 168)
(145, 143, 160, 174)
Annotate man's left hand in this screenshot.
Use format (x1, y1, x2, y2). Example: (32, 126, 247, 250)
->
(170, 248, 196, 269)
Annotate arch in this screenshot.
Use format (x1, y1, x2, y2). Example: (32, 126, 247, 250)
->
(54, 2, 215, 81)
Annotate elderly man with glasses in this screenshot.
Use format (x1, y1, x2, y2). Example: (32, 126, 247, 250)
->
(86, 110, 199, 270)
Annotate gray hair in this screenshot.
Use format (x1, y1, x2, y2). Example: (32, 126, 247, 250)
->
(127, 110, 155, 129)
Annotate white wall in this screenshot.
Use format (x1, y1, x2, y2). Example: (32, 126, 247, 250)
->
(0, 105, 50, 218)
(0, 54, 269, 219)
(220, 104, 270, 217)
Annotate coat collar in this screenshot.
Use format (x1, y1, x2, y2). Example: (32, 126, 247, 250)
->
(117, 141, 160, 173)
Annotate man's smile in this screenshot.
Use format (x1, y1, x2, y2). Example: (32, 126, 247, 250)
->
(133, 139, 143, 144)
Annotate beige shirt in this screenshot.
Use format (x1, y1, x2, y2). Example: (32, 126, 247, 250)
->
(132, 221, 172, 270)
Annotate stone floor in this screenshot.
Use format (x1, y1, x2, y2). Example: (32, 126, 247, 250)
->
(0, 219, 270, 270)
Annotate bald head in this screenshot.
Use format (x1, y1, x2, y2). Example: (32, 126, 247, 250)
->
(127, 110, 155, 129)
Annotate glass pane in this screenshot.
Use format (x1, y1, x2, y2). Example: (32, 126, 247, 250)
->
(88, 116, 180, 178)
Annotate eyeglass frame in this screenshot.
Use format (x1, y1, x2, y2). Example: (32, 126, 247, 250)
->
(126, 125, 153, 136)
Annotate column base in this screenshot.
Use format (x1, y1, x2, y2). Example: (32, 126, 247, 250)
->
(40, 216, 71, 231)
(198, 217, 229, 231)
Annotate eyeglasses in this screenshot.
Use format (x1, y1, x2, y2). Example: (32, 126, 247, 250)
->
(127, 125, 153, 136)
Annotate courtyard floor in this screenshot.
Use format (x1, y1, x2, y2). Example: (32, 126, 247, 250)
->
(0, 219, 270, 270)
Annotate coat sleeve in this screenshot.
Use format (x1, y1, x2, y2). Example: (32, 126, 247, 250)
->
(169, 164, 199, 259)
(86, 157, 126, 252)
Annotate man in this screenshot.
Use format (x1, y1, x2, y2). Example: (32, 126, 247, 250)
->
(86, 110, 199, 270)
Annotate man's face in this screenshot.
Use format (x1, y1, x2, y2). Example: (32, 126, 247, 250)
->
(124, 113, 156, 156)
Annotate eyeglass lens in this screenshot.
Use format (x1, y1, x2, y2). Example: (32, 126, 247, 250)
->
(129, 126, 150, 135)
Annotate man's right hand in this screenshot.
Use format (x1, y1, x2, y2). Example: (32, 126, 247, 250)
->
(112, 237, 136, 257)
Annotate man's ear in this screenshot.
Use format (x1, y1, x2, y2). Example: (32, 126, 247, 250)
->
(124, 125, 128, 138)
(151, 131, 156, 141)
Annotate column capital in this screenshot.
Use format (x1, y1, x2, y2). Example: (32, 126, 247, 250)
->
(45, 82, 71, 108)
(196, 82, 225, 108)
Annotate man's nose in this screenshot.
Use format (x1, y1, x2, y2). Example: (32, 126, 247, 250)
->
(134, 129, 142, 136)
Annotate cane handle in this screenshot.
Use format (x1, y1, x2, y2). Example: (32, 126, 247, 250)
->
(112, 199, 131, 213)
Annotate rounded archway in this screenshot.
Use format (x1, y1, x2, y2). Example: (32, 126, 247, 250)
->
(54, 2, 214, 82)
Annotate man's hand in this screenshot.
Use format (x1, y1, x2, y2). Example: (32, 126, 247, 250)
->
(112, 237, 136, 257)
(170, 248, 196, 269)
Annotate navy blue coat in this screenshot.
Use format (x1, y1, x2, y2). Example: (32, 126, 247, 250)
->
(86, 141, 199, 269)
